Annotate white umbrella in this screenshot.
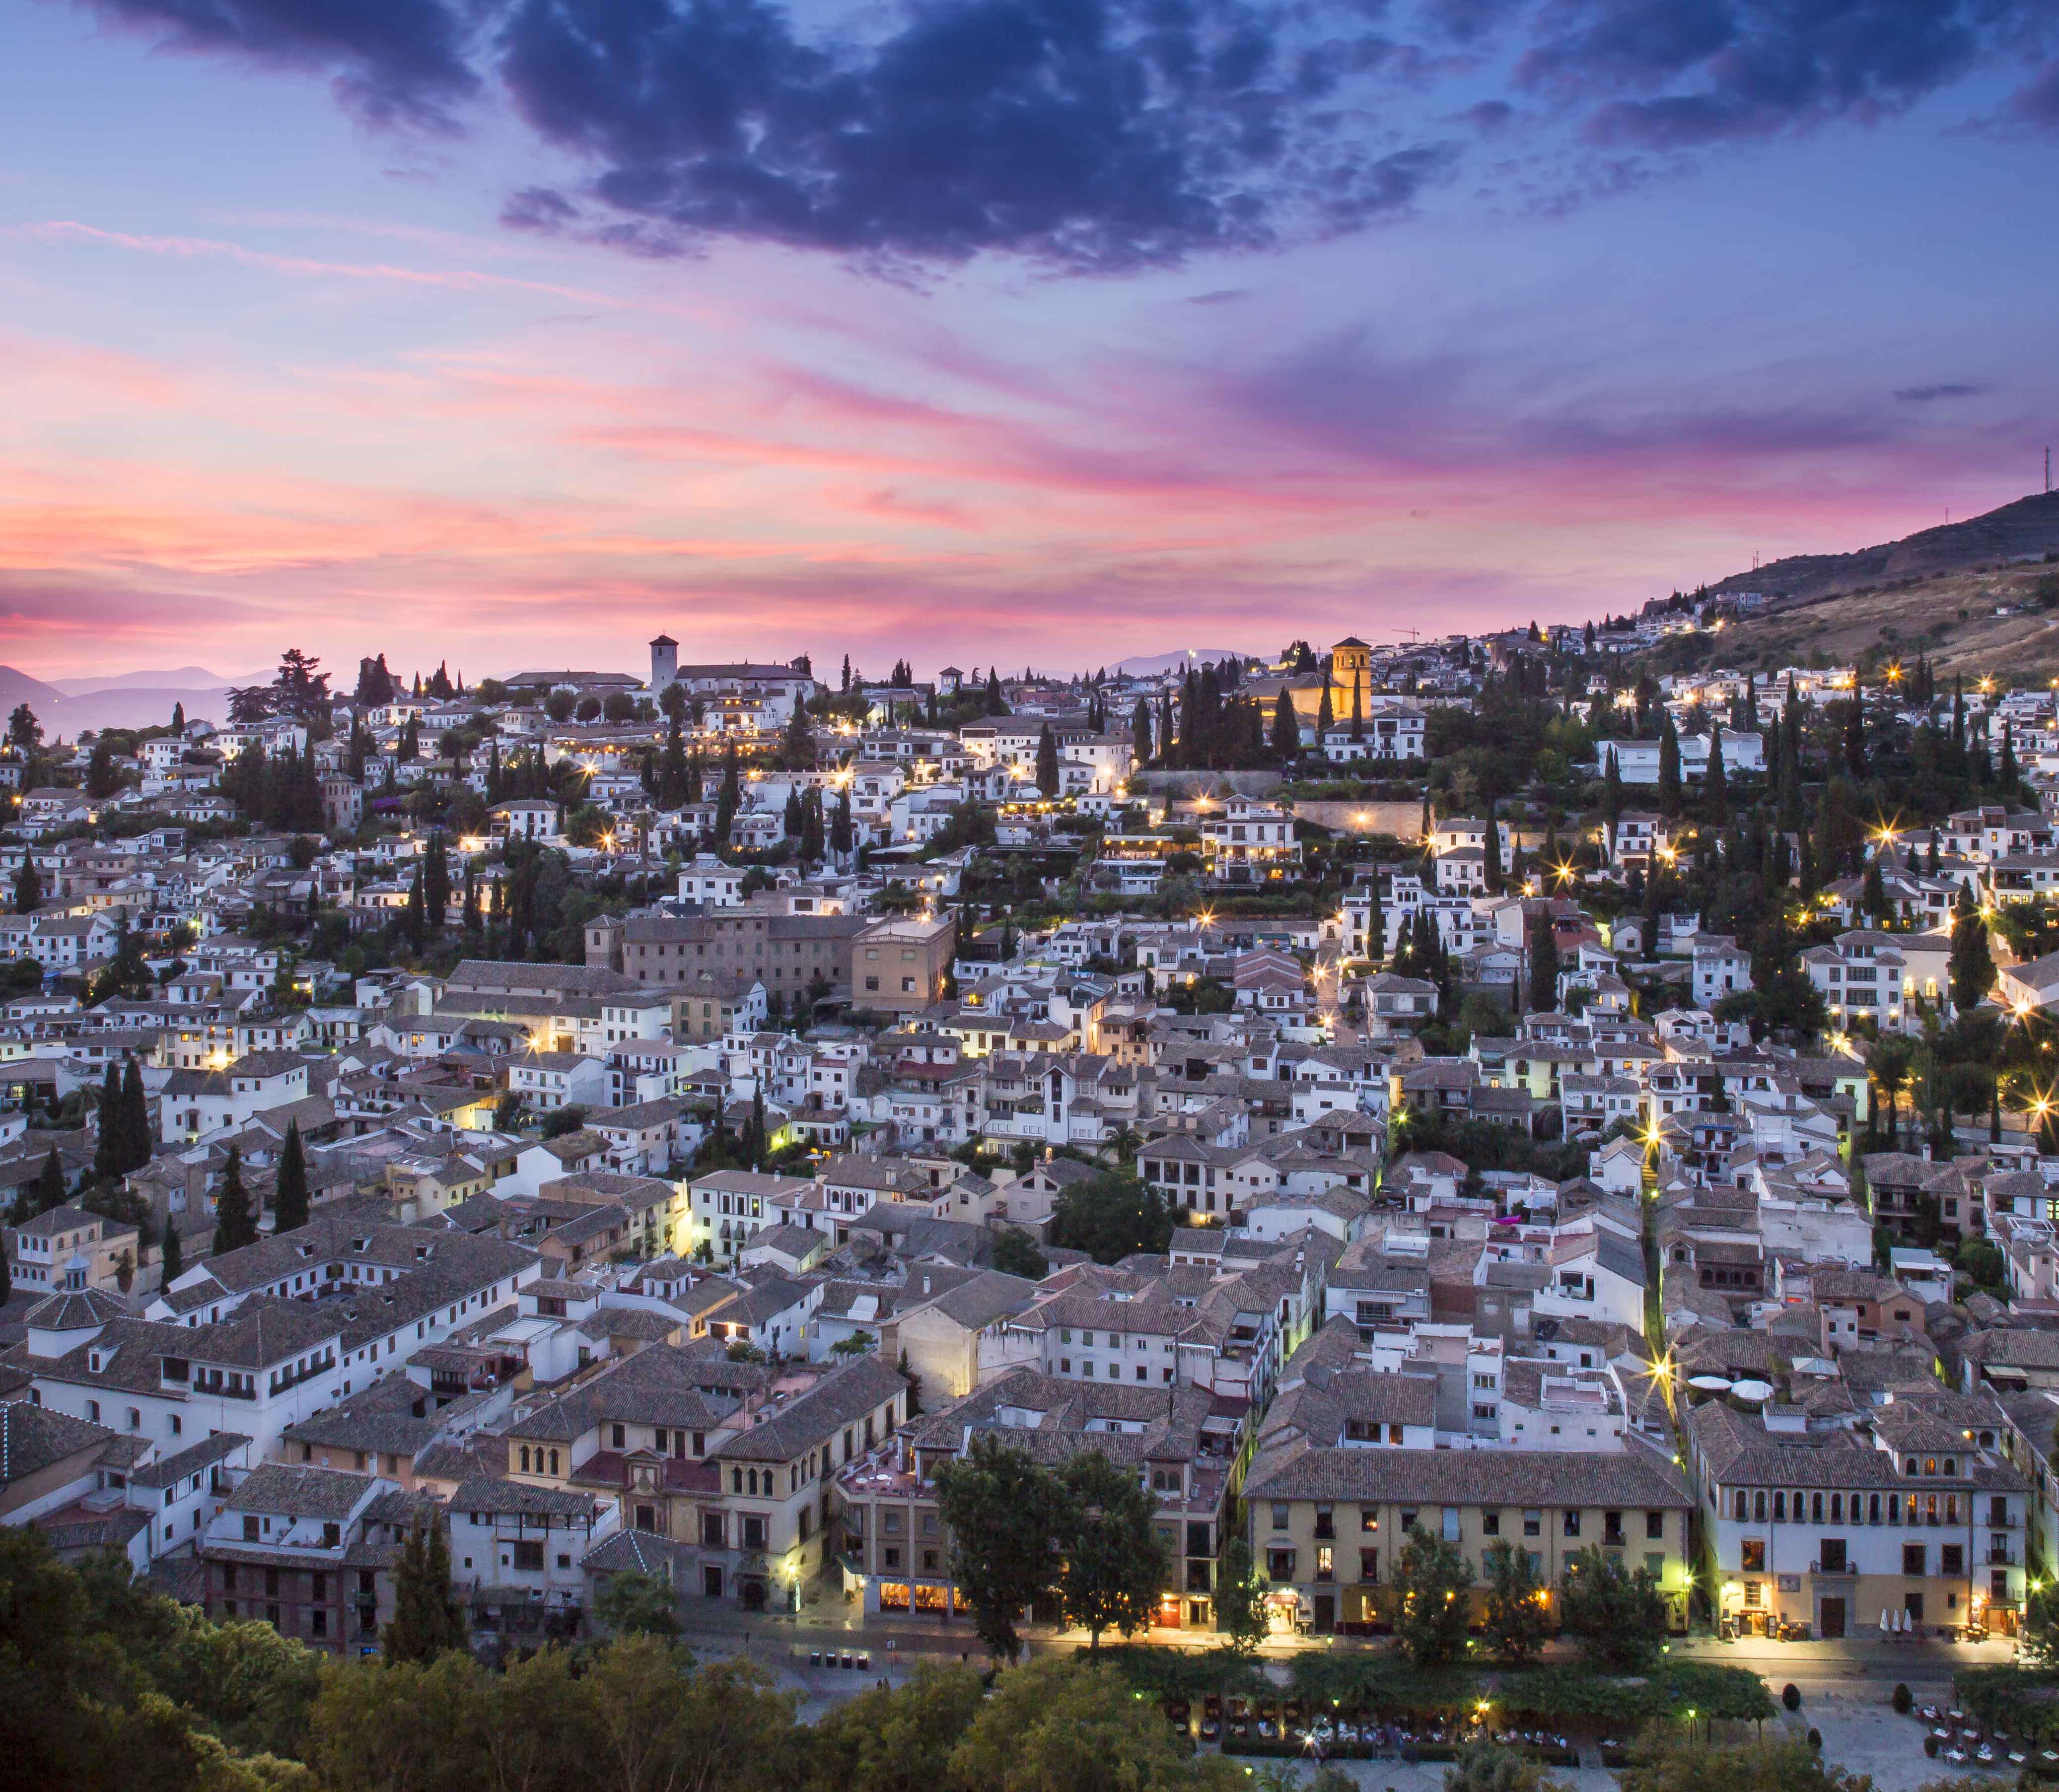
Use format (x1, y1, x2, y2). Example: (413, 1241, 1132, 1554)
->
(1880, 1609, 1892, 1635)
(1899, 1608, 1911, 1633)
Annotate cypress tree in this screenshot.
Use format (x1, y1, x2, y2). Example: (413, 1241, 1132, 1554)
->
(1271, 694, 1300, 759)
(1843, 692, 1868, 778)
(1602, 748, 1623, 827)
(1704, 727, 1728, 822)
(1529, 922, 1561, 1014)
(1315, 682, 1334, 746)
(275, 1119, 309, 1234)
(1949, 887, 1995, 1014)
(1034, 724, 1060, 798)
(1655, 713, 1683, 816)
(715, 749, 740, 842)
(1362, 873, 1384, 966)
(160, 1213, 183, 1287)
(93, 1060, 122, 1181)
(384, 1517, 467, 1663)
(403, 861, 426, 953)
(121, 1056, 150, 1173)
(213, 1145, 257, 1256)
(424, 830, 450, 934)
(1132, 698, 1154, 764)
(37, 1146, 66, 1215)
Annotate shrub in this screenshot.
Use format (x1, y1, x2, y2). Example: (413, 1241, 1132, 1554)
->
(1893, 1684, 1913, 1715)
(1925, 1735, 1940, 1759)
(1808, 1728, 1821, 1752)
(1782, 1683, 1801, 1712)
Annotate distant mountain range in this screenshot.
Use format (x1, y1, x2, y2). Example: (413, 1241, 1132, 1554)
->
(0, 664, 248, 736)
(1110, 647, 1258, 677)
(1702, 489, 2059, 609)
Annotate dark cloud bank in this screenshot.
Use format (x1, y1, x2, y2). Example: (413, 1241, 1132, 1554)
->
(75, 0, 2059, 269)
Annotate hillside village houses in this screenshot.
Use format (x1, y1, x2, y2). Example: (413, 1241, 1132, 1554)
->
(6, 619, 2059, 1675)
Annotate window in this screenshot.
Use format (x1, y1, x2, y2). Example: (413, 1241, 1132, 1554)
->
(1315, 1546, 1334, 1582)
(1819, 1539, 1846, 1574)
(1359, 1548, 1379, 1583)
(1904, 1543, 1926, 1576)
(513, 1540, 545, 1571)
(1482, 1511, 1500, 1537)
(1360, 1508, 1378, 1532)
(1740, 1539, 1766, 1572)
(1266, 1548, 1296, 1579)
(1562, 1511, 1581, 1539)
(1523, 1510, 1541, 1538)
(1940, 1544, 1964, 1576)
(1645, 1510, 1665, 1541)
(1271, 1504, 1290, 1531)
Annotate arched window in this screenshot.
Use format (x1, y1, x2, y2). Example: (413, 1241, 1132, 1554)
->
(1946, 1494, 1959, 1525)
(1924, 1458, 1937, 1476)
(549, 1450, 560, 1476)
(520, 1447, 531, 1473)
(1754, 1490, 1767, 1522)
(1811, 1493, 1824, 1524)
(1774, 1492, 1785, 1521)
(1943, 1457, 1956, 1477)
(1904, 1459, 1918, 1477)
(1869, 1493, 1882, 1524)
(1734, 1490, 1748, 1521)
(1830, 1494, 1842, 1522)
(731, 1468, 742, 1494)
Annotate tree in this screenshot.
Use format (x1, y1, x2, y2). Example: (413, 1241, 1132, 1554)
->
(423, 831, 450, 935)
(1704, 725, 1728, 822)
(1214, 1534, 1269, 1654)
(13, 854, 41, 914)
(1270, 693, 1300, 759)
(383, 1516, 467, 1664)
(36, 1145, 66, 1215)
(1528, 921, 1560, 1015)
(85, 738, 120, 800)
(1131, 698, 1153, 764)
(1388, 1525, 1473, 1667)
(1444, 1741, 1574, 1792)
(932, 1436, 1060, 1660)
(6, 701, 42, 753)
(594, 1569, 681, 1640)
(160, 1213, 183, 1287)
(274, 1120, 309, 1234)
(990, 1228, 1048, 1279)
(121, 1061, 151, 1185)
(809, 1663, 985, 1792)
(1047, 1170, 1172, 1263)
(946, 1657, 1197, 1792)
(94, 1060, 123, 1181)
(1556, 1543, 1666, 1670)
(1034, 724, 1060, 798)
(1950, 886, 1995, 1013)
(1618, 1731, 1870, 1792)
(1655, 712, 1682, 816)
(212, 1145, 257, 1257)
(715, 748, 741, 843)
(1479, 1537, 1548, 1665)
(1054, 1450, 1168, 1654)
(2020, 1577, 2059, 1666)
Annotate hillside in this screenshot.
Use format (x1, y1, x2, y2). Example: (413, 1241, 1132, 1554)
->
(1646, 490, 2059, 685)
(0, 664, 231, 736)
(1706, 490, 2059, 606)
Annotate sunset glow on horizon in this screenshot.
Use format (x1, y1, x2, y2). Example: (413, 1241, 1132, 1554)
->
(3, 0, 2057, 680)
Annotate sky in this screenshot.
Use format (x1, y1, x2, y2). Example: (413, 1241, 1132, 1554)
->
(1, 0, 2055, 684)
